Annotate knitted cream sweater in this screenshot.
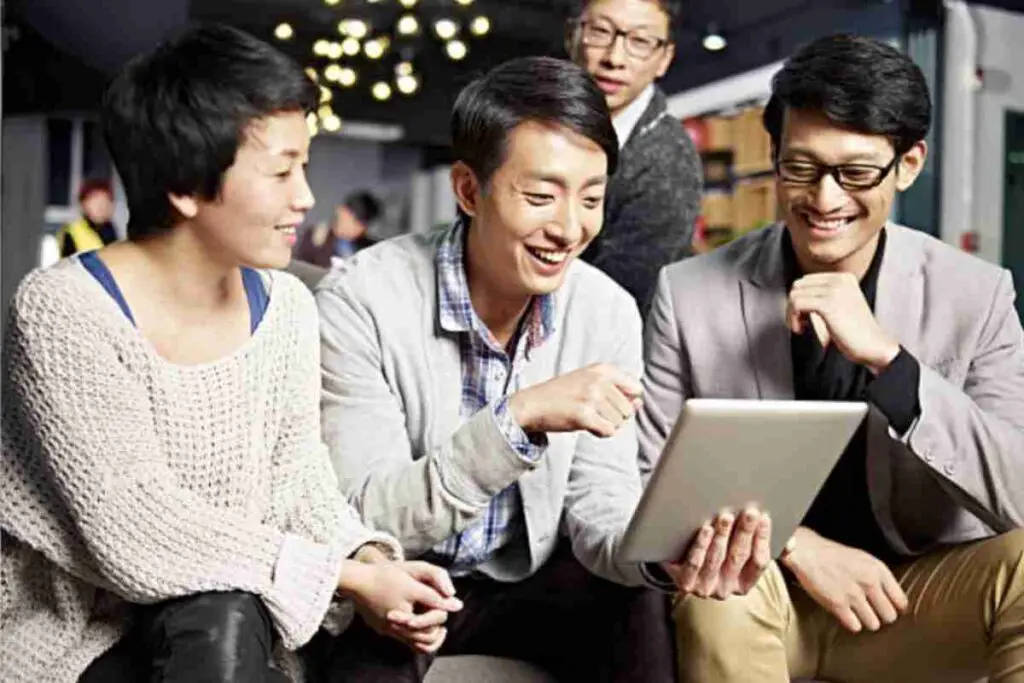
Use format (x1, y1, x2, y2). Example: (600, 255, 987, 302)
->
(0, 259, 400, 683)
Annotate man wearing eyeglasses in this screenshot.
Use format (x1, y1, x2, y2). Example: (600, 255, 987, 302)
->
(639, 34, 1024, 682)
(568, 0, 701, 316)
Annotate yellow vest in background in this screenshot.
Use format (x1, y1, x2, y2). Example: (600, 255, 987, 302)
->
(58, 218, 105, 255)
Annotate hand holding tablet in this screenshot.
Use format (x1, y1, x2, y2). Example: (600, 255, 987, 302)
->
(621, 399, 869, 597)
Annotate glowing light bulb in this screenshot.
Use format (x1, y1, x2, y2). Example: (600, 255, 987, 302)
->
(470, 16, 490, 36)
(338, 67, 358, 87)
(396, 74, 420, 95)
(434, 18, 458, 40)
(446, 39, 467, 60)
(397, 15, 420, 35)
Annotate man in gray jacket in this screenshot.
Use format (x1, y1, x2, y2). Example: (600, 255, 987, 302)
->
(312, 56, 770, 682)
(642, 35, 1024, 683)
(569, 0, 702, 316)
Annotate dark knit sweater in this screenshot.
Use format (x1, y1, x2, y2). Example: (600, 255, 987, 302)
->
(582, 87, 703, 317)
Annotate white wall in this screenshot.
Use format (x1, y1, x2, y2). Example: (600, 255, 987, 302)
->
(973, 4, 1024, 264)
(306, 136, 384, 226)
(665, 61, 784, 120)
(943, 3, 1024, 264)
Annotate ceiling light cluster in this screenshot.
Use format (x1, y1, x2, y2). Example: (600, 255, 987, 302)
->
(274, 0, 493, 133)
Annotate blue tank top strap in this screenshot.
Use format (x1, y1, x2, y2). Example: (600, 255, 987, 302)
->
(81, 253, 266, 335)
(241, 267, 269, 334)
(78, 251, 137, 326)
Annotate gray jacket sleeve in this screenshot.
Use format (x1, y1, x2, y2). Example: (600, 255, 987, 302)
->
(316, 280, 536, 556)
(562, 299, 649, 587)
(636, 267, 693, 483)
(900, 270, 1024, 530)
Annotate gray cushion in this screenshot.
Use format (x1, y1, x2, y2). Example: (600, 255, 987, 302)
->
(426, 656, 557, 683)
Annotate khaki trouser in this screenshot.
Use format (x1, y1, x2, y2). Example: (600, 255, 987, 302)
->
(675, 530, 1024, 683)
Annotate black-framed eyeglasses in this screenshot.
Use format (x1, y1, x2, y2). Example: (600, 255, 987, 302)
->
(575, 18, 670, 60)
(774, 154, 900, 191)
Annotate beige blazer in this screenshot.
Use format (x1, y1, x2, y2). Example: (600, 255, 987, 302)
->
(639, 223, 1024, 555)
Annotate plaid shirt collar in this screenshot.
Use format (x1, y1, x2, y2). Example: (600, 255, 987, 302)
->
(437, 218, 556, 355)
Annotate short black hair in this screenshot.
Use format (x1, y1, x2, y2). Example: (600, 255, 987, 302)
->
(763, 34, 931, 156)
(343, 191, 382, 226)
(574, 0, 681, 24)
(101, 24, 318, 240)
(451, 56, 618, 191)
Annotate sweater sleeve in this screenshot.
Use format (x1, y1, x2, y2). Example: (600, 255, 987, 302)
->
(0, 277, 342, 650)
(270, 281, 403, 634)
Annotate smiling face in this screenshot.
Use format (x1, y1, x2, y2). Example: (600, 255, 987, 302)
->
(571, 0, 675, 117)
(454, 120, 608, 307)
(169, 110, 315, 270)
(776, 107, 927, 276)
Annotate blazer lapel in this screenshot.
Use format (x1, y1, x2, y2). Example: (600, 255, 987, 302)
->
(864, 224, 925, 555)
(873, 224, 925, 356)
(740, 225, 795, 399)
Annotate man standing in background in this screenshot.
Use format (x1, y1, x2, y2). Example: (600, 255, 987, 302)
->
(569, 0, 702, 316)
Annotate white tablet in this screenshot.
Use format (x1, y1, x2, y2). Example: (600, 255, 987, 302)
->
(618, 398, 868, 564)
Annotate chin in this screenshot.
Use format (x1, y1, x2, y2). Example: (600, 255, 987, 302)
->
(526, 274, 567, 297)
(243, 249, 292, 271)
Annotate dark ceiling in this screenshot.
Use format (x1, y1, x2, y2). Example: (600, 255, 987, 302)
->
(2, 0, 983, 146)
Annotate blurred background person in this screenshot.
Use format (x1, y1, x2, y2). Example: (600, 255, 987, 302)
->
(296, 190, 381, 269)
(57, 178, 120, 257)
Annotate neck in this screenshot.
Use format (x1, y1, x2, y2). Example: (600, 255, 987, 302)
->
(465, 225, 532, 348)
(612, 84, 652, 121)
(129, 226, 242, 311)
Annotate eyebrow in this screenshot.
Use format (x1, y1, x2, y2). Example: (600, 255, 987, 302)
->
(589, 12, 661, 33)
(780, 148, 890, 165)
(525, 173, 608, 189)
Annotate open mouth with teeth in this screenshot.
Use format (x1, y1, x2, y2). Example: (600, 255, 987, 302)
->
(801, 212, 858, 232)
(275, 225, 297, 235)
(525, 246, 571, 266)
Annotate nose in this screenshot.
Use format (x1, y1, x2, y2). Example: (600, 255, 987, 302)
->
(551, 200, 586, 247)
(600, 33, 627, 68)
(807, 172, 848, 213)
(293, 168, 315, 213)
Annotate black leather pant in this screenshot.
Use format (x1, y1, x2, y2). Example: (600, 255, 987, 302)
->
(79, 591, 288, 683)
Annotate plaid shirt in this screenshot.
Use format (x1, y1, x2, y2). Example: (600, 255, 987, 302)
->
(431, 220, 555, 573)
